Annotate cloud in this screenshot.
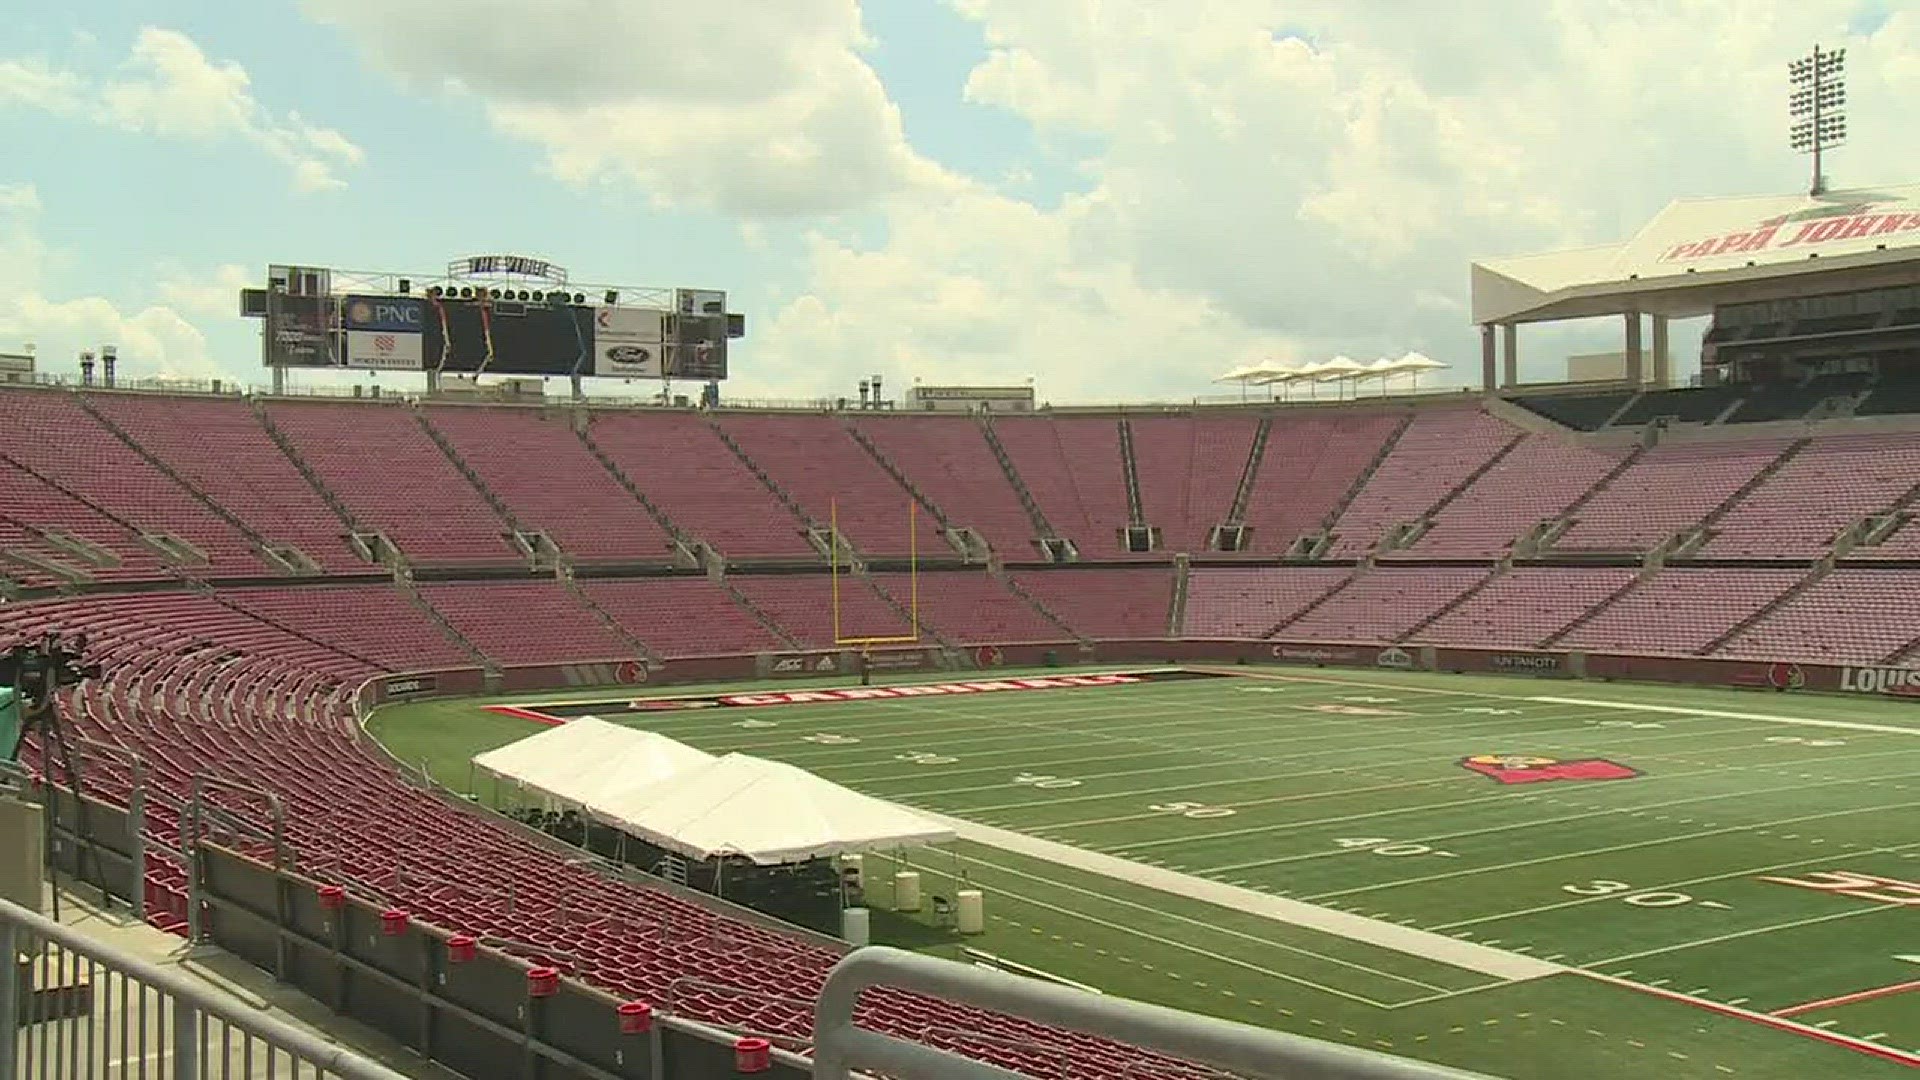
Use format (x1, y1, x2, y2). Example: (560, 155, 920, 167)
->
(767, 0, 1920, 396)
(301, 0, 954, 213)
(0, 29, 364, 194)
(0, 183, 226, 382)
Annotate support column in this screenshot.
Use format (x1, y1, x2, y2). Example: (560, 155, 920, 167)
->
(1651, 315, 1670, 388)
(1501, 323, 1519, 388)
(1624, 312, 1644, 385)
(1480, 325, 1497, 391)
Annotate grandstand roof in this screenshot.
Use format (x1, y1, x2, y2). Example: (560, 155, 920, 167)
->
(1473, 183, 1920, 325)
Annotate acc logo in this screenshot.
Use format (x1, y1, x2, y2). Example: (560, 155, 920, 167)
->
(1767, 662, 1806, 690)
(615, 660, 648, 685)
(1459, 754, 1641, 785)
(975, 645, 1005, 668)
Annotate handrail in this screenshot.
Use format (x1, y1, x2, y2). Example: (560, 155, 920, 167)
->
(812, 946, 1495, 1080)
(0, 897, 409, 1079)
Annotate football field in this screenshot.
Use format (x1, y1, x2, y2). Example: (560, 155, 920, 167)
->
(372, 665, 1920, 1079)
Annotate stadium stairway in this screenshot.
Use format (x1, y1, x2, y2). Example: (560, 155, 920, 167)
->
(1538, 569, 1650, 648)
(1117, 417, 1147, 535)
(842, 420, 981, 560)
(1320, 412, 1413, 534)
(1531, 443, 1648, 554)
(716, 576, 806, 650)
(1678, 437, 1814, 553)
(571, 426, 709, 568)
(1167, 556, 1191, 636)
(975, 413, 1066, 558)
(412, 403, 533, 538)
(703, 416, 833, 558)
(250, 399, 372, 559)
(396, 576, 493, 670)
(860, 566, 958, 649)
(1262, 566, 1362, 638)
(1697, 560, 1833, 657)
(989, 566, 1088, 644)
(1214, 414, 1273, 548)
(559, 569, 662, 662)
(73, 393, 317, 576)
(1396, 561, 1510, 641)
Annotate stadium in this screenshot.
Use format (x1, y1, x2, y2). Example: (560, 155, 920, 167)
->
(4, 28, 1920, 1080)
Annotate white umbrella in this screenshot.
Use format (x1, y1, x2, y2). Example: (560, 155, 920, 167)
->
(1395, 351, 1449, 391)
(1314, 356, 1368, 399)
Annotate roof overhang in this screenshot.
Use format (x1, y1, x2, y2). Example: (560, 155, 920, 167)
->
(1473, 184, 1920, 326)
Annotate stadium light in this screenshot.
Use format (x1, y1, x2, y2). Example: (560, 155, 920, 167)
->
(1788, 45, 1845, 196)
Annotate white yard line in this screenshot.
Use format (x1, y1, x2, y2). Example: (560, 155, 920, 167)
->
(1590, 905, 1901, 966)
(1528, 697, 1920, 738)
(1297, 794, 1920, 900)
(1427, 839, 1920, 931)
(919, 808, 1563, 983)
(947, 868, 1430, 1007)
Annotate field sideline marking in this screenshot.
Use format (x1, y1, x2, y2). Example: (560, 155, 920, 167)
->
(1583, 972, 1920, 1068)
(928, 855, 1441, 1007)
(1773, 979, 1920, 1018)
(919, 810, 1562, 983)
(1529, 697, 1920, 737)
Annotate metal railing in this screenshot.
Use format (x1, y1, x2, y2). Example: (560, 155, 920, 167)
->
(0, 897, 409, 1080)
(812, 947, 1497, 1080)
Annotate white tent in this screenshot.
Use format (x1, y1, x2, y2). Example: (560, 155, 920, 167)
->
(585, 753, 956, 865)
(471, 718, 716, 808)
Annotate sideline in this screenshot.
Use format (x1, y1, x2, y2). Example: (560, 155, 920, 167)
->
(1528, 696, 1920, 737)
(918, 808, 1563, 984)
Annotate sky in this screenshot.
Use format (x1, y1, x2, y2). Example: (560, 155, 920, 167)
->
(0, 0, 1915, 404)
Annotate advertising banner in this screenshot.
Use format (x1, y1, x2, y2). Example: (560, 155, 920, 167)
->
(264, 265, 334, 367)
(592, 306, 667, 377)
(343, 295, 427, 333)
(345, 329, 424, 370)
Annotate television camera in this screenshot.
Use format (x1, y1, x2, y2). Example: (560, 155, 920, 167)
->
(2, 632, 106, 763)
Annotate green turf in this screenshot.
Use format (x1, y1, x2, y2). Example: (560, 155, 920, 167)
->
(367, 665, 1920, 1078)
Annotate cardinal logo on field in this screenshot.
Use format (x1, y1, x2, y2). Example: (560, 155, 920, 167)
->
(1459, 754, 1640, 785)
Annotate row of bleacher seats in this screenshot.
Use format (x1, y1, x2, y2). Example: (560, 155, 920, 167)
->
(12, 561, 1894, 668)
(18, 386, 1920, 572)
(1, 592, 1224, 1079)
(18, 387, 1920, 572)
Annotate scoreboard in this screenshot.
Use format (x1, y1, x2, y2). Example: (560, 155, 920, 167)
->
(245, 260, 740, 381)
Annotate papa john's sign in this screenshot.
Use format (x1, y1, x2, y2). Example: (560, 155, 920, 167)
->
(1658, 195, 1920, 264)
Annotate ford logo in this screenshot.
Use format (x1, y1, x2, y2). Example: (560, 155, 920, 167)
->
(607, 346, 652, 362)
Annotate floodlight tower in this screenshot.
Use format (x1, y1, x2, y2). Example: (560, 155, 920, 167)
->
(1789, 45, 1846, 196)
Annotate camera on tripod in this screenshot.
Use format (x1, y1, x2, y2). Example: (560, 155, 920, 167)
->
(1, 632, 106, 709)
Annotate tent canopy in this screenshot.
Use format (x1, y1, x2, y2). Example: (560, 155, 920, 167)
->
(587, 752, 956, 864)
(472, 718, 716, 808)
(473, 726, 955, 865)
